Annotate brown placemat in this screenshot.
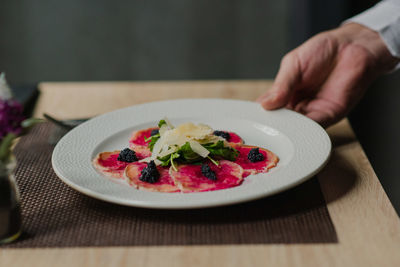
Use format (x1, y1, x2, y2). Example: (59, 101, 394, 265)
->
(3, 123, 337, 248)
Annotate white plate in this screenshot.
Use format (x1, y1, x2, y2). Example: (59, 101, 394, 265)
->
(52, 99, 331, 209)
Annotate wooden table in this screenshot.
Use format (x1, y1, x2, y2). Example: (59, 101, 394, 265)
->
(2, 80, 400, 267)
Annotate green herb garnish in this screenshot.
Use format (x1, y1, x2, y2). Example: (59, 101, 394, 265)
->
(158, 119, 167, 128)
(148, 119, 239, 168)
(156, 141, 238, 168)
(202, 141, 239, 161)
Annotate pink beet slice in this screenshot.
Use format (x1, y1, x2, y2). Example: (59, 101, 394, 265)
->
(232, 145, 279, 177)
(227, 131, 243, 145)
(92, 149, 149, 178)
(170, 160, 244, 193)
(125, 163, 180, 192)
(129, 127, 157, 148)
(93, 151, 130, 178)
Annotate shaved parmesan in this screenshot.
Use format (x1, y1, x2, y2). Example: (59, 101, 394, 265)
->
(150, 120, 218, 161)
(151, 135, 166, 159)
(173, 123, 213, 139)
(158, 146, 178, 158)
(164, 117, 174, 129)
(189, 140, 210, 158)
(197, 135, 225, 144)
(159, 124, 168, 136)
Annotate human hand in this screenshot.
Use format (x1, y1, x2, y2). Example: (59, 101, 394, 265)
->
(257, 23, 400, 128)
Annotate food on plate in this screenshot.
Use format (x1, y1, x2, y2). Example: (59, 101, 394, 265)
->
(93, 148, 146, 178)
(129, 127, 157, 150)
(170, 160, 243, 193)
(93, 118, 279, 193)
(212, 130, 243, 145)
(125, 161, 180, 192)
(232, 145, 279, 177)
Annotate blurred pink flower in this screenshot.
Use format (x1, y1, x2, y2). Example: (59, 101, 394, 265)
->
(0, 99, 25, 140)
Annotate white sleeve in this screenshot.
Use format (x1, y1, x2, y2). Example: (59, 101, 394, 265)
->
(345, 0, 400, 70)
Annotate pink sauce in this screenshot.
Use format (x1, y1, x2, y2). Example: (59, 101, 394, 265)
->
(129, 127, 157, 147)
(174, 161, 243, 192)
(228, 132, 243, 144)
(233, 146, 270, 177)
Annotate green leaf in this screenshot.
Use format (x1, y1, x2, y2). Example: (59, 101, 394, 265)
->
(150, 134, 238, 169)
(177, 142, 202, 163)
(207, 155, 219, 166)
(0, 133, 17, 162)
(148, 135, 160, 151)
(146, 120, 166, 151)
(144, 133, 159, 143)
(203, 141, 239, 161)
(157, 154, 171, 165)
(158, 119, 167, 128)
(157, 152, 180, 170)
(21, 118, 44, 128)
(159, 160, 171, 167)
(170, 153, 180, 171)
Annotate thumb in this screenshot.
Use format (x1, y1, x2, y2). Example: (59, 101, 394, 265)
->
(257, 52, 301, 110)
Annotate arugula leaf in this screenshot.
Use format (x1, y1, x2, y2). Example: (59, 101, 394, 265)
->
(147, 135, 160, 151)
(170, 153, 180, 171)
(203, 141, 239, 161)
(158, 142, 204, 165)
(144, 133, 157, 142)
(207, 155, 219, 166)
(158, 153, 172, 166)
(157, 152, 180, 171)
(156, 141, 238, 169)
(177, 142, 202, 163)
(158, 119, 167, 128)
(146, 119, 167, 151)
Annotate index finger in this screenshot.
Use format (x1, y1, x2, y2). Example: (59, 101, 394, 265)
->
(257, 52, 302, 110)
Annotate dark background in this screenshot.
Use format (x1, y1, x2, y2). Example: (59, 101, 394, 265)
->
(1, 0, 399, 213)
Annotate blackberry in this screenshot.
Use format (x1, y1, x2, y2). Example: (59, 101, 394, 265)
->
(213, 130, 230, 141)
(247, 148, 264, 162)
(150, 129, 159, 136)
(117, 148, 138, 162)
(139, 160, 160, 183)
(201, 164, 217, 181)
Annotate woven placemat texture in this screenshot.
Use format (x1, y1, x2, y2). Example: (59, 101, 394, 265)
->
(3, 123, 337, 248)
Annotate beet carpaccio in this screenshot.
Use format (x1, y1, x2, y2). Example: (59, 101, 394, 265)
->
(93, 118, 278, 193)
